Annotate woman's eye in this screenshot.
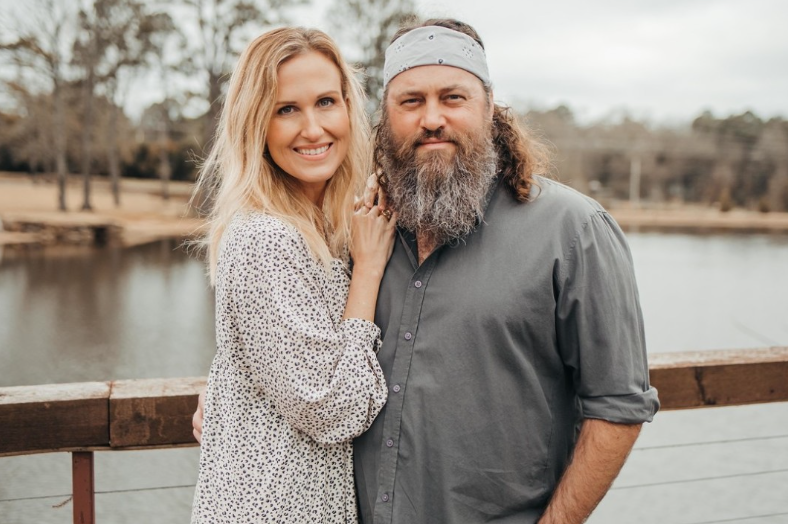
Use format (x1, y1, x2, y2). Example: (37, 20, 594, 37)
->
(277, 105, 295, 115)
(318, 97, 335, 107)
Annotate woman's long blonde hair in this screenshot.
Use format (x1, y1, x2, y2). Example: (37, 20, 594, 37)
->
(193, 27, 370, 284)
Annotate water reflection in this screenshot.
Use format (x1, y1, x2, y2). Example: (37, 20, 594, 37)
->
(2, 233, 787, 388)
(627, 233, 788, 353)
(0, 241, 215, 387)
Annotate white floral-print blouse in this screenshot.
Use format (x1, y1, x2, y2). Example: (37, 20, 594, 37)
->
(192, 212, 388, 524)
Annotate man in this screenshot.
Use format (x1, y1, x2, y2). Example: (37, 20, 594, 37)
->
(354, 18, 659, 524)
(195, 18, 659, 523)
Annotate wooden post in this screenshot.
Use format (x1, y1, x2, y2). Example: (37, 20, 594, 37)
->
(72, 451, 95, 524)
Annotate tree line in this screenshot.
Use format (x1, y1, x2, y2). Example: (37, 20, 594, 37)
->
(0, 0, 415, 211)
(1, 0, 786, 213)
(526, 106, 788, 212)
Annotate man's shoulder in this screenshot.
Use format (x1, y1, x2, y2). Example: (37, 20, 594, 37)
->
(495, 176, 607, 230)
(530, 176, 605, 216)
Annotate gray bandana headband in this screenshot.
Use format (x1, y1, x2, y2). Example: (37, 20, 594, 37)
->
(383, 26, 491, 89)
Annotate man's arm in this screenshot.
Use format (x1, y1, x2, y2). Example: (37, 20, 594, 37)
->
(192, 390, 205, 444)
(538, 418, 641, 524)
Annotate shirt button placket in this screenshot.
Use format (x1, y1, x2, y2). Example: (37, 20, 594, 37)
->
(379, 272, 427, 518)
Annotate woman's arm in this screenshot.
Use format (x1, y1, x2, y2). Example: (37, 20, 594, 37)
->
(343, 204, 397, 322)
(223, 216, 392, 444)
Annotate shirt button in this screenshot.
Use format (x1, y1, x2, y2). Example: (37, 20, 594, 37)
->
(414, 280, 423, 288)
(386, 439, 394, 447)
(392, 384, 401, 393)
(381, 493, 390, 502)
(404, 332, 412, 340)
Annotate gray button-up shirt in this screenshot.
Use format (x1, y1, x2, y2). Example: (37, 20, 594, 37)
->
(354, 176, 659, 524)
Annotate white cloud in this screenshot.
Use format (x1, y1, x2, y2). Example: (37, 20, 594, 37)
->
(398, 0, 788, 123)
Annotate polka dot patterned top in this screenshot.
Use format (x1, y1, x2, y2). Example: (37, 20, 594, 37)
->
(192, 212, 388, 523)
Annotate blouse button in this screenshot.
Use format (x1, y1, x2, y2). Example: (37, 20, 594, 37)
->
(393, 384, 401, 393)
(404, 332, 412, 340)
(382, 493, 390, 502)
(386, 439, 394, 448)
(414, 280, 423, 288)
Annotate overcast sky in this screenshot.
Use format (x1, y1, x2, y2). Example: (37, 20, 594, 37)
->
(5, 0, 784, 126)
(300, 0, 788, 125)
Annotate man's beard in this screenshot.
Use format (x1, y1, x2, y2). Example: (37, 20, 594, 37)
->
(378, 114, 498, 247)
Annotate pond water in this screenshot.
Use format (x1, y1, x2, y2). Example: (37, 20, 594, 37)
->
(1, 232, 787, 523)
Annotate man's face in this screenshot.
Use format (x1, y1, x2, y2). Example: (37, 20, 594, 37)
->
(384, 65, 493, 162)
(378, 65, 498, 246)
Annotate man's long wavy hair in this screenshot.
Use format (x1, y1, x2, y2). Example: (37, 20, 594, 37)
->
(193, 27, 370, 284)
(373, 19, 552, 203)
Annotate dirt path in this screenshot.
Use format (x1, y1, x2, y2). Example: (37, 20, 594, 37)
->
(0, 174, 204, 246)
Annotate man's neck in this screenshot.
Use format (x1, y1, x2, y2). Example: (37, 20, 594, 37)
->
(416, 232, 438, 266)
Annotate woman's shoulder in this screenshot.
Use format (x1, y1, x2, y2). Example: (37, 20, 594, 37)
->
(223, 211, 306, 258)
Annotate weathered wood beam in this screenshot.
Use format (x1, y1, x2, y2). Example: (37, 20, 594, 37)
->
(109, 377, 205, 448)
(0, 382, 110, 455)
(648, 346, 788, 409)
(1, 349, 787, 457)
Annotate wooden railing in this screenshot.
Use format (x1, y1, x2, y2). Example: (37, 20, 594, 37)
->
(2, 347, 787, 523)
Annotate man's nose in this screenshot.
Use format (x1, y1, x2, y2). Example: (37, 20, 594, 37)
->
(420, 99, 446, 131)
(300, 110, 324, 141)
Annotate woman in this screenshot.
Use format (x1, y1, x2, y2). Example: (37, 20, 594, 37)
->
(191, 27, 396, 523)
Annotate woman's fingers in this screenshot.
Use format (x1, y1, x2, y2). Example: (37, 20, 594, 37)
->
(363, 174, 379, 209)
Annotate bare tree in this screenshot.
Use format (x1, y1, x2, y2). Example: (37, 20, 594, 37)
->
(0, 0, 79, 211)
(73, 3, 100, 211)
(144, 11, 191, 199)
(71, 0, 175, 210)
(181, 0, 300, 150)
(329, 0, 417, 113)
(96, 1, 174, 206)
(1, 79, 54, 181)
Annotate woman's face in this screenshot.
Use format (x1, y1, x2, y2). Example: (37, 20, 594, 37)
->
(266, 51, 351, 205)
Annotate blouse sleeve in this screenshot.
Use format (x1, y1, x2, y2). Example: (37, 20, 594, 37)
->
(221, 218, 387, 444)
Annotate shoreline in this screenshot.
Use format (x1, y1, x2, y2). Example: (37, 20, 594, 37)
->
(608, 206, 788, 235)
(2, 173, 788, 247)
(0, 174, 203, 247)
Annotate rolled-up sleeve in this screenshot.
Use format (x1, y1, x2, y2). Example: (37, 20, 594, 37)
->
(225, 221, 387, 443)
(556, 211, 659, 424)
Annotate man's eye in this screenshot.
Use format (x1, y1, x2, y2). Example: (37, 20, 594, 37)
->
(277, 105, 295, 115)
(318, 97, 335, 107)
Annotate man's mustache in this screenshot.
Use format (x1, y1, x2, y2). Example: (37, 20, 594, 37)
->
(401, 129, 461, 152)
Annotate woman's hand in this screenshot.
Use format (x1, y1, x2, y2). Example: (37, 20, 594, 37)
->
(350, 203, 397, 278)
(343, 204, 396, 322)
(362, 174, 392, 219)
